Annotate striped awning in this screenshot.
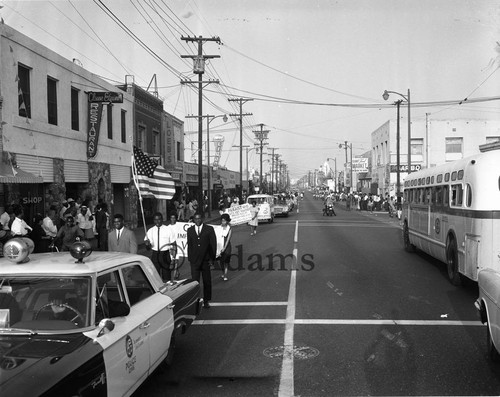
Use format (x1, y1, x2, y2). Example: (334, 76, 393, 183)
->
(0, 162, 43, 184)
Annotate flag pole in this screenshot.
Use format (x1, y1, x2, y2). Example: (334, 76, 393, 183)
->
(131, 150, 148, 236)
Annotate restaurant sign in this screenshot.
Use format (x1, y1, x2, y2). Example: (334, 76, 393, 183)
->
(87, 91, 123, 103)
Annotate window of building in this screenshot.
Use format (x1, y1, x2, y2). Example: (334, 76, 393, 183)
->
(137, 124, 146, 150)
(18, 64, 31, 118)
(47, 77, 58, 125)
(176, 141, 182, 161)
(486, 136, 500, 144)
(152, 130, 160, 155)
(121, 110, 126, 143)
(445, 137, 463, 161)
(107, 104, 113, 140)
(71, 87, 79, 131)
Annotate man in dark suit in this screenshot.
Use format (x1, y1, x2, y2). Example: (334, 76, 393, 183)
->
(108, 214, 138, 254)
(187, 212, 217, 308)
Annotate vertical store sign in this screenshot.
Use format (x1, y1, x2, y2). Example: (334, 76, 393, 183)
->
(212, 135, 225, 169)
(87, 101, 103, 159)
(86, 91, 122, 159)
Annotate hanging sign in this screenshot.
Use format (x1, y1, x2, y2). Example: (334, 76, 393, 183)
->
(87, 91, 123, 103)
(87, 102, 103, 158)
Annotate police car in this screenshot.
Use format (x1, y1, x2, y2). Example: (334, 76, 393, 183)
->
(0, 238, 201, 396)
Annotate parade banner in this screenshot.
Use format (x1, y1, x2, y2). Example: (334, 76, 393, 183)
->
(223, 203, 252, 226)
(168, 222, 224, 259)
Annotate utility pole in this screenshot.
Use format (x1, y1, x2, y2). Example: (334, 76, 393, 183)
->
(268, 148, 278, 195)
(181, 35, 220, 214)
(253, 124, 269, 192)
(229, 98, 252, 200)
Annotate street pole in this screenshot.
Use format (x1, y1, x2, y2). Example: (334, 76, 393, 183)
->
(407, 88, 411, 175)
(396, 100, 401, 207)
(229, 98, 252, 200)
(181, 35, 220, 216)
(206, 116, 211, 217)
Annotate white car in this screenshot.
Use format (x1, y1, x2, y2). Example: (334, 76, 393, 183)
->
(0, 238, 201, 397)
(475, 268, 500, 361)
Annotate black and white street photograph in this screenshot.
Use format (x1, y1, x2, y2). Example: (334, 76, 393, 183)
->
(1, 1, 500, 396)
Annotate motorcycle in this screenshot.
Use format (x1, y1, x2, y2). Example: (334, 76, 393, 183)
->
(323, 203, 336, 216)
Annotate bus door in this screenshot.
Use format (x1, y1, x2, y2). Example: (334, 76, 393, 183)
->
(430, 186, 448, 262)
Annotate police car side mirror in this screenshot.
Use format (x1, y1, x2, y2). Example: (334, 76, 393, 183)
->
(96, 319, 115, 338)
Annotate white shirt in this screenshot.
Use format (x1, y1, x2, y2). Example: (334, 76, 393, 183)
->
(11, 217, 32, 236)
(145, 224, 176, 251)
(42, 216, 57, 237)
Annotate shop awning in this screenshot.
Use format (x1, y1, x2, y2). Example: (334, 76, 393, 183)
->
(0, 162, 43, 184)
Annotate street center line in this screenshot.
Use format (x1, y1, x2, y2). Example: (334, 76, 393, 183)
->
(192, 319, 483, 326)
(209, 302, 288, 306)
(279, 220, 299, 397)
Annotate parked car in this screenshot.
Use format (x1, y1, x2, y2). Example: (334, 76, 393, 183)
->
(475, 268, 500, 361)
(247, 194, 275, 223)
(0, 238, 201, 396)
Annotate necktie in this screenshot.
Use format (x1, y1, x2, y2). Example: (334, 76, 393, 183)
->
(117, 229, 121, 243)
(157, 226, 161, 250)
(197, 226, 201, 235)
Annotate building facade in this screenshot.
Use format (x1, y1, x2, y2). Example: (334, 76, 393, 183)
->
(371, 118, 500, 197)
(1, 23, 134, 224)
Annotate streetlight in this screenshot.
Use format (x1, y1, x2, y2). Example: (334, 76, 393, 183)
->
(339, 142, 353, 193)
(206, 114, 227, 216)
(383, 89, 411, 176)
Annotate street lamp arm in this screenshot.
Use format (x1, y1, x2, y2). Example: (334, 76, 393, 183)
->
(382, 90, 408, 102)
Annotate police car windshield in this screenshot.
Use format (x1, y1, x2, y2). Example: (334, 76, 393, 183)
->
(0, 276, 92, 331)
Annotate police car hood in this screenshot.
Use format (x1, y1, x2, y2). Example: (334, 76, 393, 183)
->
(0, 332, 94, 392)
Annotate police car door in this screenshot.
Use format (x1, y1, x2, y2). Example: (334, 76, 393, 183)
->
(93, 270, 150, 397)
(122, 263, 174, 373)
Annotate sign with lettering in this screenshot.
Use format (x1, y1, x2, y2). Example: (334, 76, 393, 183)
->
(390, 164, 422, 173)
(223, 203, 252, 226)
(87, 102, 103, 158)
(87, 91, 123, 103)
(212, 135, 224, 169)
(352, 157, 369, 173)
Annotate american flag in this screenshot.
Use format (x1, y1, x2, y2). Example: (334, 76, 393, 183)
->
(132, 146, 175, 200)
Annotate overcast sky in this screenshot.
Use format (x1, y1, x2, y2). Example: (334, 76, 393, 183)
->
(1, 0, 500, 180)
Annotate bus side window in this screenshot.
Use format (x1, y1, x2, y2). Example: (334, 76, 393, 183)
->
(435, 186, 442, 206)
(443, 186, 449, 207)
(451, 184, 463, 206)
(466, 183, 472, 207)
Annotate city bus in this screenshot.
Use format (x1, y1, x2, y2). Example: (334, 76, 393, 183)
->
(401, 142, 500, 285)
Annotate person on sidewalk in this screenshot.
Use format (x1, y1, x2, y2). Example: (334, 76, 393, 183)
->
(108, 214, 137, 254)
(187, 212, 217, 308)
(144, 212, 177, 282)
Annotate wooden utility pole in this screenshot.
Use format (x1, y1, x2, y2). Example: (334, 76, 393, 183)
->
(229, 98, 252, 200)
(181, 35, 220, 213)
(253, 124, 269, 191)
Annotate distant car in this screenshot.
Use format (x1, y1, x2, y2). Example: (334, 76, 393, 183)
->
(273, 195, 289, 217)
(475, 268, 500, 361)
(0, 238, 201, 396)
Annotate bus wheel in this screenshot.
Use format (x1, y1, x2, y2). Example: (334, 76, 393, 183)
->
(403, 223, 415, 252)
(446, 239, 461, 286)
(488, 323, 500, 362)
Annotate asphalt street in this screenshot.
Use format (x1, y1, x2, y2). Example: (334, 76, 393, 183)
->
(135, 193, 500, 396)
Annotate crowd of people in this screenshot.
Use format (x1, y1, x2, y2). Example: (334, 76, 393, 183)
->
(0, 198, 117, 254)
(313, 190, 400, 218)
